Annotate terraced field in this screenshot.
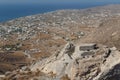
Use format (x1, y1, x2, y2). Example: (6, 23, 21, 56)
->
(0, 51, 30, 74)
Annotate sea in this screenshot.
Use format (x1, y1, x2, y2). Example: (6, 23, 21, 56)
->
(0, 1, 120, 22)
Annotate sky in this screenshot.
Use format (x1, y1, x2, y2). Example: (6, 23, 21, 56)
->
(0, 0, 120, 4)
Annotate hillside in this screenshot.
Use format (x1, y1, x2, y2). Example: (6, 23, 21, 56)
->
(81, 16, 120, 49)
(0, 4, 120, 80)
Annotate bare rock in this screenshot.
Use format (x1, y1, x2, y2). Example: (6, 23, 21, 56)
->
(31, 43, 120, 80)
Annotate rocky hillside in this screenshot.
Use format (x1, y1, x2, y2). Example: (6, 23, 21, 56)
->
(3, 43, 120, 80)
(30, 43, 120, 80)
(0, 4, 120, 80)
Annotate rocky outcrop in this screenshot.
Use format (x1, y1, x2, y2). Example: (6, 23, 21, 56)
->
(93, 49, 120, 80)
(31, 43, 76, 78)
(29, 43, 120, 80)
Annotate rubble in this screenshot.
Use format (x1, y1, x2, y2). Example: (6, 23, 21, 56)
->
(79, 43, 97, 51)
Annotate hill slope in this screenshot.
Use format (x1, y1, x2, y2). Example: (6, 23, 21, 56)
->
(1, 4, 120, 80)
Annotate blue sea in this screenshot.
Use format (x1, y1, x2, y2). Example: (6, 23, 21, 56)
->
(0, 1, 120, 22)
